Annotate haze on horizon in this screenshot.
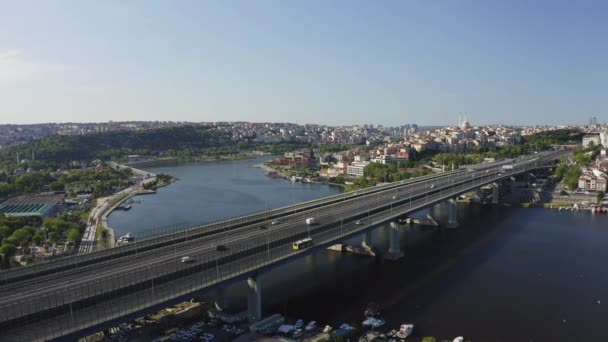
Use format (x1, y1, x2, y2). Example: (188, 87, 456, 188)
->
(1, 1, 606, 127)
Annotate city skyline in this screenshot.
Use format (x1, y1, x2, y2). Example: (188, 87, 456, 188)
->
(2, 1, 607, 125)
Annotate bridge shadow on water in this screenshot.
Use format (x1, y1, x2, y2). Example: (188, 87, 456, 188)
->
(213, 204, 529, 339)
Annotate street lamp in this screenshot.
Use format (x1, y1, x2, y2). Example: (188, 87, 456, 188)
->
(146, 265, 154, 297)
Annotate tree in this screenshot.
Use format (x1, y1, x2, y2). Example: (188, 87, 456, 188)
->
(67, 228, 81, 244)
(0, 243, 16, 256)
(32, 230, 45, 245)
(0, 243, 17, 269)
(597, 191, 605, 204)
(0, 225, 11, 240)
(421, 337, 437, 342)
(8, 227, 34, 250)
(50, 180, 65, 191)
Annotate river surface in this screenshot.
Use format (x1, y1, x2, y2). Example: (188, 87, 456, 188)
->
(109, 158, 608, 341)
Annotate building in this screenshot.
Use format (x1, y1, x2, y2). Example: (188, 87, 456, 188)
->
(346, 161, 369, 177)
(0, 193, 64, 218)
(583, 133, 601, 148)
(578, 168, 608, 192)
(371, 155, 408, 165)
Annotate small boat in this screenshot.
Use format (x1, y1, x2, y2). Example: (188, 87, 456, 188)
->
(362, 317, 385, 329)
(395, 324, 414, 339)
(453, 337, 464, 342)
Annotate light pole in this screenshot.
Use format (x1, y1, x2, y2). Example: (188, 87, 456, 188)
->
(265, 233, 271, 260)
(147, 265, 154, 297)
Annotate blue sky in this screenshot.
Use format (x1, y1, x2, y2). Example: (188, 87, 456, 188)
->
(1, 0, 606, 126)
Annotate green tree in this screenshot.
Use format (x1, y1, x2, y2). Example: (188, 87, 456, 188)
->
(50, 180, 65, 191)
(32, 230, 45, 245)
(0, 243, 16, 256)
(564, 167, 582, 190)
(0, 243, 17, 269)
(67, 228, 81, 244)
(0, 225, 11, 240)
(597, 191, 605, 204)
(8, 227, 34, 250)
(421, 337, 437, 342)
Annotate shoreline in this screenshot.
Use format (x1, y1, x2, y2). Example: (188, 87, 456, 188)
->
(123, 154, 264, 168)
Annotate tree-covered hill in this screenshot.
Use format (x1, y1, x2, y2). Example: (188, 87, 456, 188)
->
(1, 125, 232, 163)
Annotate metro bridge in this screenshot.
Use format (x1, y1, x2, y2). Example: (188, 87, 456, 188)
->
(0, 149, 569, 341)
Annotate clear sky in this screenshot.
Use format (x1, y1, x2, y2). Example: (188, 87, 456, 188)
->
(1, 0, 606, 126)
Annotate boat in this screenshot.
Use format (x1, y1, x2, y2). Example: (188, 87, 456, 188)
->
(453, 337, 464, 342)
(362, 317, 385, 329)
(117, 233, 135, 245)
(395, 324, 414, 339)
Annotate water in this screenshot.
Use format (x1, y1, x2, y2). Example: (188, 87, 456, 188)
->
(109, 158, 608, 341)
(108, 156, 343, 237)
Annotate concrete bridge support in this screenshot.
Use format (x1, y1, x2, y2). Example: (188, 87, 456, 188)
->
(214, 287, 228, 311)
(492, 182, 500, 204)
(247, 276, 262, 321)
(429, 204, 435, 217)
(385, 222, 404, 260)
(475, 188, 484, 202)
(362, 230, 373, 248)
(446, 199, 459, 228)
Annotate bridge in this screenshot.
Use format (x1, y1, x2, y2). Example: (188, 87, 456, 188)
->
(0, 150, 568, 341)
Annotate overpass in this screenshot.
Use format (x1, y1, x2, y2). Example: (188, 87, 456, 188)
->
(0, 150, 568, 341)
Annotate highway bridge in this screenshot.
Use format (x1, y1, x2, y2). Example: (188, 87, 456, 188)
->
(0, 149, 568, 341)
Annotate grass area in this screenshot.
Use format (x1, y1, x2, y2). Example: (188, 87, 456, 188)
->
(79, 210, 90, 221)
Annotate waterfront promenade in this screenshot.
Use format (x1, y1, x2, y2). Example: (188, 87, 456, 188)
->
(78, 164, 157, 254)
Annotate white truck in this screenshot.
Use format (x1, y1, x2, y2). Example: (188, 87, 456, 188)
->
(502, 164, 514, 170)
(306, 217, 316, 225)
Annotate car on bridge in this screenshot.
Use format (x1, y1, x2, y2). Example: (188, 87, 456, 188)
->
(271, 219, 281, 225)
(216, 245, 228, 252)
(181, 256, 194, 263)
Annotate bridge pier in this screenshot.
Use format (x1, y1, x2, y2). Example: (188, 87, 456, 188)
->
(429, 203, 437, 218)
(492, 182, 500, 204)
(362, 230, 373, 248)
(385, 222, 404, 260)
(446, 198, 459, 228)
(475, 188, 484, 203)
(214, 287, 228, 311)
(247, 276, 262, 321)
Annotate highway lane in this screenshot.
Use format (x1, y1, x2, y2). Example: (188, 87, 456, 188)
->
(0, 168, 469, 296)
(0, 160, 554, 342)
(0, 167, 469, 284)
(1, 150, 551, 287)
(0, 162, 507, 301)
(1, 150, 556, 287)
(0, 153, 559, 321)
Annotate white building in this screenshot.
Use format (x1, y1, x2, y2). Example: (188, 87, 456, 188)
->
(346, 161, 369, 177)
(583, 133, 601, 148)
